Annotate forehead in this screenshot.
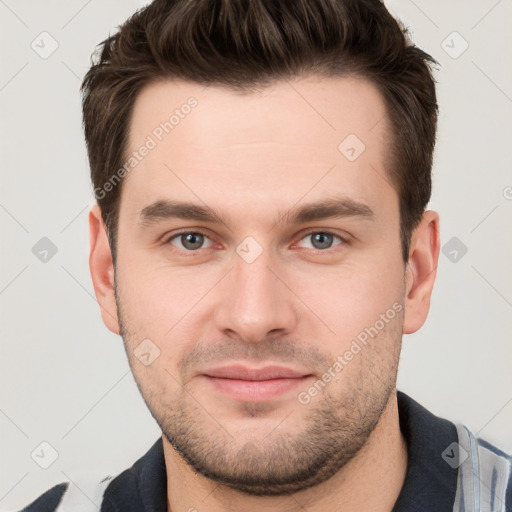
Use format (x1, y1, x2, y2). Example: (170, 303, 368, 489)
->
(128, 76, 387, 151)
(120, 76, 395, 228)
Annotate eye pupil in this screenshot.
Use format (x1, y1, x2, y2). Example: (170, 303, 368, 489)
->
(311, 232, 333, 250)
(182, 233, 204, 250)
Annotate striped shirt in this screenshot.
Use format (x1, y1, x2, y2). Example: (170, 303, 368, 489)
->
(18, 391, 512, 511)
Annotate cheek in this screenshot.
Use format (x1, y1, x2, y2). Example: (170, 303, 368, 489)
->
(117, 257, 199, 323)
(287, 256, 403, 340)
(115, 268, 192, 394)
(115, 259, 218, 374)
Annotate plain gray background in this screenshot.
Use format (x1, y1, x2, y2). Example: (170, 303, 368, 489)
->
(1, 0, 511, 509)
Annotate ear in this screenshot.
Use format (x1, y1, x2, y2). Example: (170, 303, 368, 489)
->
(402, 210, 440, 334)
(89, 204, 120, 334)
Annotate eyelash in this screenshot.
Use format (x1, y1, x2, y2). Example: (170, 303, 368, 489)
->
(163, 229, 349, 254)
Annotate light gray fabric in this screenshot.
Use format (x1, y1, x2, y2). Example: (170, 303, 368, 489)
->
(453, 424, 512, 512)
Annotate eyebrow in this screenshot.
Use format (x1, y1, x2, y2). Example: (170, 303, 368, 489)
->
(138, 195, 375, 228)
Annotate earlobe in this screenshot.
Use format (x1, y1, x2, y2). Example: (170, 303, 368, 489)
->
(88, 204, 120, 335)
(402, 210, 440, 335)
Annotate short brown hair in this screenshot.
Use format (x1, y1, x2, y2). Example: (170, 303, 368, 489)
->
(81, 0, 438, 265)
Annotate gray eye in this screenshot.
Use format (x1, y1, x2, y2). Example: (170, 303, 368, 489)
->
(181, 233, 204, 250)
(310, 233, 334, 250)
(297, 232, 343, 250)
(171, 232, 212, 251)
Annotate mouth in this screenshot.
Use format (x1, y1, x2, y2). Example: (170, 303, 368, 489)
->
(201, 365, 313, 402)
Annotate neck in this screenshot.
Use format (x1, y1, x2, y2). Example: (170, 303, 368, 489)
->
(163, 390, 408, 512)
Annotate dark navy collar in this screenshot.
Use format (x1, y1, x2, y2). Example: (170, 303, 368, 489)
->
(392, 390, 458, 511)
(101, 436, 167, 511)
(103, 390, 458, 511)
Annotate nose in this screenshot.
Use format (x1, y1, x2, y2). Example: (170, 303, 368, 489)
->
(213, 248, 298, 343)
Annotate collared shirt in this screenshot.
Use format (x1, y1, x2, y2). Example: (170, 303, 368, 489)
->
(18, 390, 512, 512)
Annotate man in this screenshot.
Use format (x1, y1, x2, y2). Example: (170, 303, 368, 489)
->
(19, 0, 511, 511)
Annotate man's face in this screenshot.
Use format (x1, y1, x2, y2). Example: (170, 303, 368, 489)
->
(113, 77, 407, 494)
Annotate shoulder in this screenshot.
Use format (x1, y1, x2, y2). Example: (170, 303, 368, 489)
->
(16, 438, 165, 512)
(454, 423, 512, 512)
(17, 474, 115, 512)
(18, 482, 68, 512)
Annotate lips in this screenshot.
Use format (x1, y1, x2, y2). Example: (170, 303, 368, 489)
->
(201, 365, 312, 402)
(203, 365, 307, 381)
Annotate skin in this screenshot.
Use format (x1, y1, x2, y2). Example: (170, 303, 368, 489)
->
(89, 76, 440, 512)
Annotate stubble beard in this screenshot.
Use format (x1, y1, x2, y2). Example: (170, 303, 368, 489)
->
(115, 285, 401, 496)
